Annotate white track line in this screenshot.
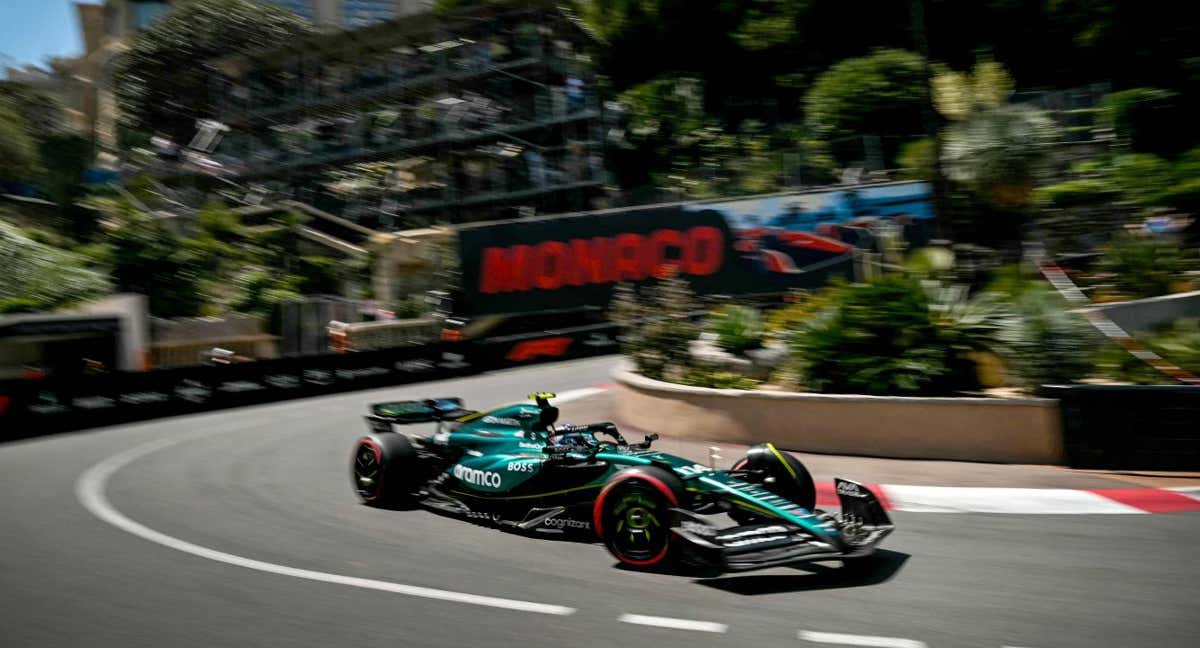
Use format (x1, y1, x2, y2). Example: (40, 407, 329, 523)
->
(76, 432, 577, 616)
(799, 630, 927, 648)
(619, 614, 728, 633)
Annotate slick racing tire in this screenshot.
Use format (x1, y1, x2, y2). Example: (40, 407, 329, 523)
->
(593, 466, 685, 570)
(730, 443, 817, 523)
(351, 433, 420, 507)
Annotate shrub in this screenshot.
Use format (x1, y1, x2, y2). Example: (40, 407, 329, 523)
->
(679, 367, 760, 390)
(709, 305, 765, 355)
(792, 276, 967, 395)
(1000, 289, 1096, 389)
(1034, 178, 1122, 209)
(897, 137, 937, 180)
(1098, 234, 1191, 299)
(804, 49, 927, 165)
(612, 277, 700, 381)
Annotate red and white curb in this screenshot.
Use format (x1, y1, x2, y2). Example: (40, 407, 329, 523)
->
(815, 482, 1200, 514)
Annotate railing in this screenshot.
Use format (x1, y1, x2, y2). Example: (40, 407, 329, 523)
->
(328, 317, 442, 352)
(232, 108, 601, 178)
(150, 335, 281, 369)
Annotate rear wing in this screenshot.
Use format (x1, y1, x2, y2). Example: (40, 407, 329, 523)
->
(368, 398, 474, 424)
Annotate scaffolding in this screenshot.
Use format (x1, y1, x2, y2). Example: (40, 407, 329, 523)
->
(191, 2, 606, 228)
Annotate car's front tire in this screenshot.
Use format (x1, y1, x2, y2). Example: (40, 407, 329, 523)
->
(593, 466, 685, 570)
(351, 433, 420, 507)
(730, 443, 817, 522)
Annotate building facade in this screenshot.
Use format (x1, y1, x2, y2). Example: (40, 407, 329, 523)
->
(264, 0, 429, 28)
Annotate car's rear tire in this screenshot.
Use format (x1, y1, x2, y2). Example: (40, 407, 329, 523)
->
(593, 466, 685, 570)
(352, 433, 420, 507)
(729, 443, 816, 523)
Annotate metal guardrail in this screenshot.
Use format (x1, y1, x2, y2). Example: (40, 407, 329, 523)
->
(0, 324, 621, 439)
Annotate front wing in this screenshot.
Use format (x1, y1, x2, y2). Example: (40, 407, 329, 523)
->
(672, 479, 894, 572)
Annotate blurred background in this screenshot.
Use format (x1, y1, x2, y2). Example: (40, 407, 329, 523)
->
(0, 0, 1196, 395)
(3, 5, 1200, 648)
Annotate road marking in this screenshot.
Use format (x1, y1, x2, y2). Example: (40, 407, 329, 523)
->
(798, 630, 927, 648)
(881, 485, 1144, 514)
(1088, 487, 1200, 513)
(619, 614, 728, 633)
(76, 435, 576, 616)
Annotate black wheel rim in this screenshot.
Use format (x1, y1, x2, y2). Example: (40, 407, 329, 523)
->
(604, 483, 669, 563)
(353, 443, 381, 500)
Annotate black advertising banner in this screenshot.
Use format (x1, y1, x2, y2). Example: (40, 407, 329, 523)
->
(0, 343, 477, 440)
(456, 181, 934, 316)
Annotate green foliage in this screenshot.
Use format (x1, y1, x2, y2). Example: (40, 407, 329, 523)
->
(679, 366, 760, 390)
(1034, 178, 1122, 208)
(999, 289, 1095, 389)
(0, 220, 112, 311)
(897, 137, 937, 180)
(0, 298, 42, 314)
(1155, 177, 1200, 215)
(1098, 235, 1192, 299)
(942, 105, 1058, 207)
(615, 75, 832, 197)
(804, 49, 927, 162)
(1095, 319, 1200, 384)
(791, 276, 983, 396)
(0, 82, 66, 137)
(1109, 154, 1174, 205)
(0, 99, 41, 181)
(114, 0, 313, 141)
(709, 305, 765, 355)
(983, 263, 1041, 301)
(38, 134, 97, 239)
(90, 210, 208, 318)
(230, 269, 302, 319)
(392, 295, 430, 319)
(613, 277, 700, 381)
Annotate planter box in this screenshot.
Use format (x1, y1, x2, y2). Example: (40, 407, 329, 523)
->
(613, 363, 1065, 464)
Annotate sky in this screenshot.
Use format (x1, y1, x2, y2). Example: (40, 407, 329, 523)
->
(0, 1, 93, 72)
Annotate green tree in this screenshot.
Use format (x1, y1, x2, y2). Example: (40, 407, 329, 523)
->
(804, 49, 927, 165)
(0, 99, 41, 181)
(92, 208, 208, 317)
(0, 82, 66, 139)
(0, 220, 111, 311)
(114, 0, 313, 142)
(38, 134, 96, 239)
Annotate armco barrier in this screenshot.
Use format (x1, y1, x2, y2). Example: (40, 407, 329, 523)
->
(1044, 384, 1200, 470)
(0, 323, 621, 440)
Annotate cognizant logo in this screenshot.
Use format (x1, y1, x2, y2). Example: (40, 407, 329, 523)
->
(454, 464, 502, 488)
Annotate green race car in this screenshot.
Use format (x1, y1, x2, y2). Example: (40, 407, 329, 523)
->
(351, 392, 892, 573)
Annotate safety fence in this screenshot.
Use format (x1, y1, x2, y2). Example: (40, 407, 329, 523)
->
(0, 323, 620, 441)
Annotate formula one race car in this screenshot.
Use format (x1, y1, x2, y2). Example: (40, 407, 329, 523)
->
(351, 393, 892, 573)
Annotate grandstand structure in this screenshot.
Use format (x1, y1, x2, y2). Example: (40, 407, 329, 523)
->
(198, 2, 605, 230)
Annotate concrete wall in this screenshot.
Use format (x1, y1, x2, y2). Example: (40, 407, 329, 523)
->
(613, 365, 1065, 464)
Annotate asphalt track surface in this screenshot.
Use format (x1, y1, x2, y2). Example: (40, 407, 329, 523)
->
(2, 356, 1198, 648)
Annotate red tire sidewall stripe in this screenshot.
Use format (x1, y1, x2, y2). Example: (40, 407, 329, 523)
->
(355, 438, 384, 502)
(593, 470, 679, 566)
